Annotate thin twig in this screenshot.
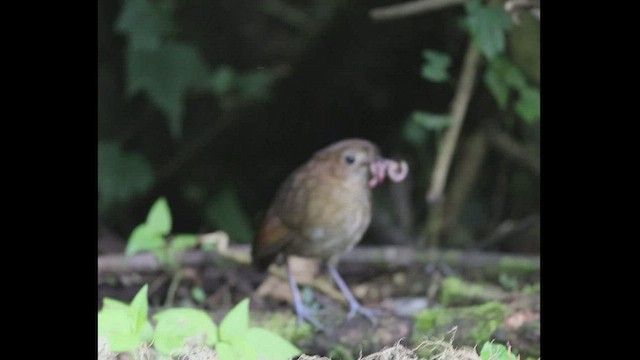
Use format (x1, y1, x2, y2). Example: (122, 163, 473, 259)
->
(486, 124, 540, 177)
(369, 0, 467, 22)
(427, 43, 481, 205)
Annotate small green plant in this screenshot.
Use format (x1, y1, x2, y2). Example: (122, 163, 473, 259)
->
(480, 341, 521, 360)
(98, 286, 301, 359)
(125, 196, 199, 266)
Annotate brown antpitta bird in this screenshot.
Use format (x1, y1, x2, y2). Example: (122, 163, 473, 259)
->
(252, 138, 408, 328)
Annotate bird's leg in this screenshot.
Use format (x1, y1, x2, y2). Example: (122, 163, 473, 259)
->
(287, 262, 324, 330)
(327, 264, 382, 325)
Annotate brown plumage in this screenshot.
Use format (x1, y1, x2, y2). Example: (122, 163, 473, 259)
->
(252, 138, 408, 327)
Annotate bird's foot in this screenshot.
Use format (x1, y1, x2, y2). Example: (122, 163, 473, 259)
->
(294, 302, 324, 330)
(347, 302, 384, 325)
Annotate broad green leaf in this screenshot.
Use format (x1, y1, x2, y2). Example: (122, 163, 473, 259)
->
(411, 111, 451, 131)
(421, 49, 451, 83)
(153, 308, 218, 355)
(126, 223, 165, 256)
(102, 298, 129, 311)
(230, 337, 258, 360)
(146, 197, 172, 235)
(98, 307, 143, 352)
(484, 57, 529, 109)
(114, 0, 174, 51)
(216, 342, 238, 360)
(170, 234, 199, 251)
(219, 298, 249, 343)
(207, 187, 255, 243)
(515, 86, 540, 124)
(126, 42, 211, 139)
(98, 142, 154, 210)
(480, 342, 512, 360)
(464, 0, 512, 59)
(211, 65, 238, 95)
(246, 327, 301, 360)
(237, 70, 276, 103)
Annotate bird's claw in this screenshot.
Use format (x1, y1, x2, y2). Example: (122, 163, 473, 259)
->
(294, 303, 324, 331)
(347, 304, 383, 325)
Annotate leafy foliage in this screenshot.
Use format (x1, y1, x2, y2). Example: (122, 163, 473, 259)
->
(114, 0, 174, 51)
(207, 186, 255, 243)
(153, 308, 218, 355)
(421, 49, 451, 83)
(216, 298, 301, 360)
(125, 42, 210, 138)
(484, 56, 540, 123)
(480, 341, 520, 360)
(98, 285, 153, 353)
(98, 141, 154, 212)
(402, 111, 451, 147)
(126, 197, 174, 256)
(463, 0, 512, 60)
(98, 289, 300, 359)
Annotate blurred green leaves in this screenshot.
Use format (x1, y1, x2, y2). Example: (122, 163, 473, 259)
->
(153, 308, 218, 355)
(115, 0, 174, 51)
(126, 197, 172, 256)
(207, 186, 255, 243)
(484, 57, 540, 123)
(463, 0, 512, 60)
(402, 111, 451, 147)
(125, 42, 211, 138)
(421, 50, 451, 83)
(98, 285, 153, 353)
(98, 141, 154, 212)
(115, 0, 278, 139)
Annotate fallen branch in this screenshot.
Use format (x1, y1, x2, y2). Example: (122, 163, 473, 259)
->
(369, 0, 468, 22)
(98, 245, 539, 275)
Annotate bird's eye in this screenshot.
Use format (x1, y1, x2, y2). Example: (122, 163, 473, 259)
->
(344, 153, 356, 165)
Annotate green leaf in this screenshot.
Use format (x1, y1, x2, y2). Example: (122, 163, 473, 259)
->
(114, 0, 174, 51)
(237, 70, 276, 103)
(246, 328, 301, 360)
(229, 337, 258, 360)
(484, 57, 528, 110)
(129, 285, 149, 335)
(207, 186, 255, 243)
(102, 298, 129, 311)
(411, 111, 451, 131)
(126, 223, 165, 256)
(98, 307, 143, 352)
(211, 65, 238, 95)
(146, 197, 172, 235)
(170, 234, 199, 251)
(216, 342, 238, 360)
(484, 66, 509, 109)
(219, 298, 249, 343)
(98, 142, 154, 210)
(480, 342, 514, 360)
(98, 285, 151, 353)
(464, 0, 512, 59)
(153, 308, 218, 355)
(126, 42, 211, 139)
(515, 86, 540, 124)
(192, 287, 207, 305)
(421, 49, 451, 83)
(402, 118, 427, 147)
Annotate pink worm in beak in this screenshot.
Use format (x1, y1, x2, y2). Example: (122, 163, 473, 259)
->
(369, 159, 409, 188)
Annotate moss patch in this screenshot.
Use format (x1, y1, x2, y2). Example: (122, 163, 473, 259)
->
(412, 302, 509, 347)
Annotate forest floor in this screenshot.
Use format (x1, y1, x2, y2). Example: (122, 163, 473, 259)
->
(98, 235, 540, 359)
